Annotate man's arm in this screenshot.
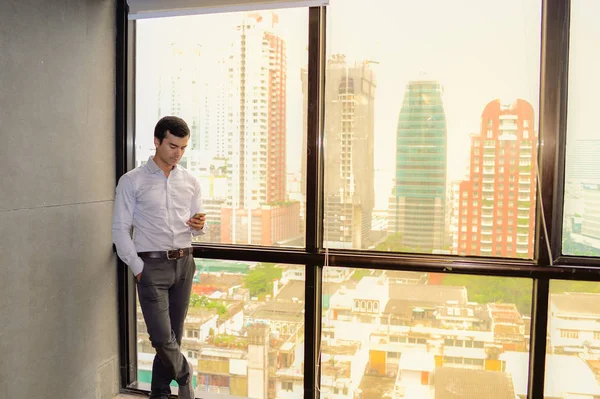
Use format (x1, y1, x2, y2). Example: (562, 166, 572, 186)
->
(188, 177, 206, 236)
(112, 174, 145, 276)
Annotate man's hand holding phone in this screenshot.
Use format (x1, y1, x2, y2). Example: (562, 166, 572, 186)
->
(187, 212, 206, 230)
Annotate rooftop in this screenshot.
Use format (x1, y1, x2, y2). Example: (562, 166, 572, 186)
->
(251, 301, 304, 322)
(355, 276, 388, 297)
(551, 293, 600, 316)
(438, 306, 475, 318)
(488, 303, 525, 324)
(356, 374, 396, 399)
(434, 367, 515, 399)
(502, 351, 600, 397)
(383, 270, 428, 282)
(436, 304, 493, 325)
(321, 340, 361, 356)
(321, 360, 352, 379)
(389, 284, 468, 304)
(195, 272, 245, 289)
(275, 279, 305, 302)
(185, 307, 218, 324)
(200, 346, 247, 360)
(384, 299, 434, 316)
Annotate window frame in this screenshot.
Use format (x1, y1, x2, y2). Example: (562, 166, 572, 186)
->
(114, 1, 600, 398)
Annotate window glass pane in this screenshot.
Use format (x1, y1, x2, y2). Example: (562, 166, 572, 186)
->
(562, 1, 600, 256)
(545, 281, 600, 396)
(321, 0, 541, 258)
(135, 9, 308, 247)
(322, 268, 532, 397)
(137, 260, 305, 396)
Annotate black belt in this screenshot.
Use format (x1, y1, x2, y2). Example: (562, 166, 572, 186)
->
(138, 247, 194, 260)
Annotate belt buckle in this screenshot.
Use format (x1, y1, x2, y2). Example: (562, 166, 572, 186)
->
(166, 249, 185, 260)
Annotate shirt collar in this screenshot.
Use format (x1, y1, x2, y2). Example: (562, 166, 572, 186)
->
(146, 155, 179, 175)
(146, 156, 162, 174)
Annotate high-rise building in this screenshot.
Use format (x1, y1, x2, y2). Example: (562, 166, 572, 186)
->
(448, 180, 462, 254)
(388, 79, 447, 251)
(563, 139, 600, 218)
(457, 99, 537, 258)
(566, 183, 600, 254)
(226, 12, 286, 208)
(221, 12, 301, 245)
(565, 139, 600, 186)
(302, 54, 376, 249)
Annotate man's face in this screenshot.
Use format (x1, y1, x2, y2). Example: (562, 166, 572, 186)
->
(154, 132, 189, 168)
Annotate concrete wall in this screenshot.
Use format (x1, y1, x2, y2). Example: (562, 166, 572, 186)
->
(0, 1, 118, 398)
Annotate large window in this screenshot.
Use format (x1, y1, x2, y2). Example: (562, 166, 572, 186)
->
(322, 269, 532, 398)
(562, 0, 600, 257)
(134, 10, 308, 398)
(136, 260, 305, 397)
(323, 0, 541, 257)
(135, 9, 308, 247)
(116, 1, 600, 399)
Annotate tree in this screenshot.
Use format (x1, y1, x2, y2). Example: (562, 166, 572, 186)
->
(351, 269, 371, 281)
(441, 274, 600, 316)
(190, 293, 202, 307)
(442, 274, 532, 314)
(375, 233, 403, 251)
(374, 233, 440, 253)
(190, 294, 228, 316)
(550, 280, 600, 295)
(244, 263, 282, 297)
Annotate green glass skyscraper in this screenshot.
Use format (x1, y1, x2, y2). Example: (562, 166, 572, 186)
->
(388, 80, 447, 251)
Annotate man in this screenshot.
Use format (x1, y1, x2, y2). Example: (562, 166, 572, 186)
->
(112, 116, 206, 399)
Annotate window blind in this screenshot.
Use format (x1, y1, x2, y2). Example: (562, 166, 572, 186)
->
(127, 0, 328, 19)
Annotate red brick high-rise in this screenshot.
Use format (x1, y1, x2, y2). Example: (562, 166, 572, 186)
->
(457, 99, 537, 258)
(265, 24, 286, 204)
(221, 12, 301, 245)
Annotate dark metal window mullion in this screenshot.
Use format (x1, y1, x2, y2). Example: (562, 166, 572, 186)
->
(548, 0, 573, 265)
(116, 0, 139, 390)
(305, 7, 326, 254)
(304, 6, 326, 399)
(529, 0, 570, 397)
(528, 277, 550, 399)
(304, 263, 323, 399)
(535, 0, 570, 267)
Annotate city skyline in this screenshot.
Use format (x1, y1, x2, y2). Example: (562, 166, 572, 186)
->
(135, 1, 542, 211)
(131, 3, 600, 398)
(325, 0, 542, 211)
(134, 3, 600, 258)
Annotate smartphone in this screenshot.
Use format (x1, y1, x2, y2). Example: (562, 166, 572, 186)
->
(192, 212, 206, 219)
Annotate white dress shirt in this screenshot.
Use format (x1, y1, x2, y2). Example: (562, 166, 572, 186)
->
(112, 156, 205, 276)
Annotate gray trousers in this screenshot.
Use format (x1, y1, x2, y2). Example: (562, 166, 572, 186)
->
(136, 254, 195, 397)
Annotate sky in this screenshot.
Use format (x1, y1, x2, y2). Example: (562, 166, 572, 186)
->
(135, 0, 598, 210)
(324, 0, 541, 208)
(566, 0, 600, 142)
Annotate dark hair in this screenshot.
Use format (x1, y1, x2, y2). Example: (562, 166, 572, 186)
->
(154, 116, 190, 143)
